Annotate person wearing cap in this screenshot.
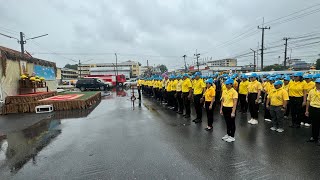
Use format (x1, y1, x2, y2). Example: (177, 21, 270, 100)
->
(175, 75, 184, 114)
(171, 75, 178, 111)
(264, 77, 275, 122)
(166, 76, 174, 109)
(283, 76, 291, 118)
(301, 74, 315, 127)
(305, 78, 320, 145)
(202, 78, 216, 131)
(239, 75, 249, 113)
(181, 74, 193, 118)
(192, 72, 206, 123)
(266, 80, 289, 133)
(220, 78, 238, 142)
(163, 76, 169, 105)
(247, 73, 263, 125)
(288, 72, 307, 128)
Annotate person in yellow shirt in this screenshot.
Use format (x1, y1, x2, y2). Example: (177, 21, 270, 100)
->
(171, 75, 178, 111)
(247, 73, 263, 125)
(266, 80, 289, 133)
(288, 72, 307, 128)
(283, 76, 291, 118)
(181, 73, 193, 118)
(264, 77, 275, 122)
(192, 72, 206, 123)
(220, 78, 238, 142)
(302, 74, 316, 127)
(238, 75, 249, 113)
(162, 76, 169, 104)
(305, 78, 320, 144)
(166, 76, 173, 108)
(202, 78, 216, 131)
(175, 75, 184, 114)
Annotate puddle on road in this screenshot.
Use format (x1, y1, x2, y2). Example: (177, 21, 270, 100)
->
(0, 103, 99, 174)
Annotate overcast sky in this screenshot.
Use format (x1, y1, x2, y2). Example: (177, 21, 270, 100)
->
(0, 0, 320, 69)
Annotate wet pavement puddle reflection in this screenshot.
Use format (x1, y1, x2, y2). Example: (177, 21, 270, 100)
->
(0, 99, 100, 174)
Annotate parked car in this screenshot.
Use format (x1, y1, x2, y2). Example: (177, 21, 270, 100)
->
(76, 78, 112, 91)
(124, 79, 137, 87)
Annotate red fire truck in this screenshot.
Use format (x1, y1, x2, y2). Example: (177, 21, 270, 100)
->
(85, 74, 126, 86)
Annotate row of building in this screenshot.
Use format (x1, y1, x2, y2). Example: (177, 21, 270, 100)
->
(59, 58, 314, 81)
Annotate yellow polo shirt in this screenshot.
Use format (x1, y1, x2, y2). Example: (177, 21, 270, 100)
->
(307, 89, 320, 108)
(182, 78, 192, 93)
(288, 81, 306, 97)
(239, 80, 249, 95)
(192, 79, 206, 95)
(221, 88, 238, 107)
(268, 88, 289, 106)
(176, 79, 182, 92)
(221, 84, 227, 92)
(171, 79, 178, 91)
(283, 84, 289, 92)
(204, 86, 216, 102)
(304, 81, 315, 94)
(265, 83, 275, 94)
(233, 80, 239, 90)
(248, 80, 262, 93)
(166, 81, 172, 92)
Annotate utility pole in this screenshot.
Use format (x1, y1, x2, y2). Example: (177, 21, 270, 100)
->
(78, 60, 81, 78)
(0, 32, 48, 55)
(283, 37, 290, 68)
(19, 32, 25, 54)
(250, 48, 256, 72)
(258, 25, 270, 71)
(194, 49, 200, 71)
(182, 55, 187, 72)
(257, 42, 259, 71)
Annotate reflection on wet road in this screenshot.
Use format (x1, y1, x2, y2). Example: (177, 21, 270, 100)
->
(0, 88, 320, 179)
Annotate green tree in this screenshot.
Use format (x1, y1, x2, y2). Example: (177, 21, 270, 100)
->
(316, 59, 320, 70)
(64, 64, 78, 70)
(263, 64, 287, 71)
(157, 64, 168, 73)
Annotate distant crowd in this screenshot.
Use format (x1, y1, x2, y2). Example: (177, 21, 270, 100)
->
(136, 72, 320, 144)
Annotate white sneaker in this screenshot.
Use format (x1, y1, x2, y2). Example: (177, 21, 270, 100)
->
(222, 135, 229, 140)
(301, 122, 305, 125)
(264, 119, 271, 122)
(251, 119, 259, 125)
(276, 128, 284, 133)
(270, 127, 277, 131)
(304, 123, 311, 127)
(225, 137, 235, 142)
(248, 118, 253, 124)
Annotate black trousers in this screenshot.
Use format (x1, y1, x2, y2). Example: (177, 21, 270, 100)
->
(167, 91, 174, 106)
(285, 99, 290, 117)
(290, 96, 304, 126)
(176, 91, 183, 113)
(239, 94, 248, 112)
(182, 92, 191, 116)
(302, 105, 311, 124)
(248, 93, 259, 119)
(264, 98, 272, 120)
(205, 101, 215, 127)
(171, 91, 178, 110)
(310, 106, 320, 140)
(223, 107, 236, 137)
(194, 94, 203, 119)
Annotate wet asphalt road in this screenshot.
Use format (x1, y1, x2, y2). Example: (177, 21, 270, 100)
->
(1, 89, 320, 179)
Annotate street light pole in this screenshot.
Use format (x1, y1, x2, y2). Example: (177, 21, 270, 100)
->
(250, 48, 256, 72)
